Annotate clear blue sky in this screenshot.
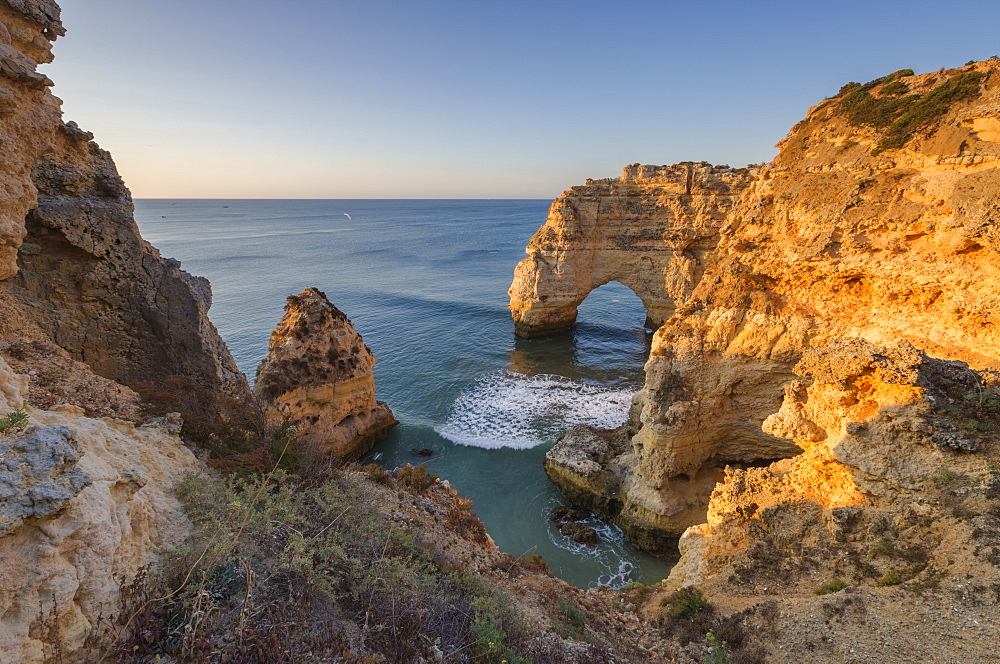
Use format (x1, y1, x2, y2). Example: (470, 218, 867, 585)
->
(44, 0, 1000, 198)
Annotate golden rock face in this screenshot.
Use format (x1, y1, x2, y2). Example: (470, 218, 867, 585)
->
(0, 1, 246, 399)
(525, 61, 1000, 551)
(0, 356, 202, 664)
(509, 163, 752, 337)
(254, 287, 397, 461)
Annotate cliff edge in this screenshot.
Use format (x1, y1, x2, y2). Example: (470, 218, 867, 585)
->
(0, 2, 246, 660)
(0, 0, 246, 401)
(517, 62, 1000, 550)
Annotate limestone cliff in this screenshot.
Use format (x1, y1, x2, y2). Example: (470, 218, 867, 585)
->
(521, 61, 1000, 550)
(0, 2, 250, 660)
(255, 288, 397, 461)
(657, 339, 1000, 663)
(0, 0, 246, 401)
(509, 163, 751, 337)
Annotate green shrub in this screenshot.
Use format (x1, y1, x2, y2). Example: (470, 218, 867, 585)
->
(935, 468, 959, 484)
(396, 463, 437, 493)
(870, 538, 895, 557)
(558, 600, 586, 628)
(664, 587, 714, 618)
(0, 404, 28, 433)
(702, 629, 732, 664)
(879, 80, 910, 96)
(117, 470, 535, 663)
(520, 553, 549, 572)
(362, 462, 392, 485)
(877, 570, 903, 586)
(967, 419, 996, 432)
(816, 579, 848, 595)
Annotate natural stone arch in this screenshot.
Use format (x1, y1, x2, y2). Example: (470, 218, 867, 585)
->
(575, 278, 654, 330)
(509, 257, 680, 338)
(508, 163, 751, 338)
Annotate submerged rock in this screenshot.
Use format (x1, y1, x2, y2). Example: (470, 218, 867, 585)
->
(549, 505, 591, 522)
(558, 521, 599, 545)
(255, 287, 397, 461)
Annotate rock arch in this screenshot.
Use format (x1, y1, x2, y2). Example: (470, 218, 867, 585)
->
(508, 163, 751, 338)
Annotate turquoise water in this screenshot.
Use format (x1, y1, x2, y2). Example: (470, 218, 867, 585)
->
(133, 199, 674, 588)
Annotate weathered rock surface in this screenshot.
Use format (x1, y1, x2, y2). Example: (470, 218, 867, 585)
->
(519, 61, 1000, 551)
(544, 422, 721, 553)
(651, 339, 1000, 663)
(0, 3, 250, 660)
(0, 424, 91, 535)
(255, 288, 397, 461)
(0, 357, 202, 664)
(558, 521, 599, 545)
(509, 163, 751, 337)
(0, 0, 246, 400)
(1, 338, 144, 421)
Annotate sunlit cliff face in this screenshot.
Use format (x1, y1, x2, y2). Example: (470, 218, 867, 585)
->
(0, 2, 61, 280)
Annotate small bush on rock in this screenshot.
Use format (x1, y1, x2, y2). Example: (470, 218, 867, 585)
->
(816, 579, 848, 595)
(665, 587, 714, 618)
(0, 404, 28, 433)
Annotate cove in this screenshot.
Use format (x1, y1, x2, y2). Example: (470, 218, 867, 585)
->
(134, 198, 674, 588)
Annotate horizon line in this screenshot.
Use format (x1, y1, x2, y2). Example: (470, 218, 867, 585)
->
(133, 197, 556, 201)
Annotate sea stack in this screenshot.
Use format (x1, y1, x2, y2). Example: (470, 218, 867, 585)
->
(255, 287, 397, 460)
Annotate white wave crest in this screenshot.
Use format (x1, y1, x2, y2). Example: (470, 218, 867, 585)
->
(435, 372, 635, 450)
(547, 517, 640, 589)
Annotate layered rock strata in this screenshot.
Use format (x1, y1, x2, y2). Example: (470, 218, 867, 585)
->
(0, 2, 249, 659)
(526, 61, 1000, 551)
(656, 340, 1000, 660)
(255, 288, 397, 460)
(508, 163, 751, 337)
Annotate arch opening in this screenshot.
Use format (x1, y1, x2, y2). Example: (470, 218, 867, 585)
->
(569, 281, 652, 386)
(575, 280, 652, 335)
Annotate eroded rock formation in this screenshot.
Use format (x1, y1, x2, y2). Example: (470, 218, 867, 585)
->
(650, 339, 1000, 662)
(255, 288, 397, 460)
(509, 163, 751, 337)
(0, 0, 246, 399)
(0, 2, 248, 659)
(0, 357, 201, 664)
(524, 61, 1000, 550)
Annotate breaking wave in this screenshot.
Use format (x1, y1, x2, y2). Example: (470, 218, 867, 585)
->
(435, 372, 635, 449)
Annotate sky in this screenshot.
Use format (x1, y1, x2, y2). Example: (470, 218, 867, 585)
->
(43, 0, 1000, 199)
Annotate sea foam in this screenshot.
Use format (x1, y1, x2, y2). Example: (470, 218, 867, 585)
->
(435, 371, 635, 449)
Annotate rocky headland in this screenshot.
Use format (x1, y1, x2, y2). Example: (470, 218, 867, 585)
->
(516, 62, 1000, 661)
(3, 0, 1000, 658)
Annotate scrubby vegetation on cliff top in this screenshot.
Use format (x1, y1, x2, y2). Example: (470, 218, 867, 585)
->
(111, 468, 537, 663)
(834, 67, 986, 154)
(107, 381, 652, 663)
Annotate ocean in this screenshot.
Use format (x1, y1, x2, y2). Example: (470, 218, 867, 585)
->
(133, 199, 674, 588)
